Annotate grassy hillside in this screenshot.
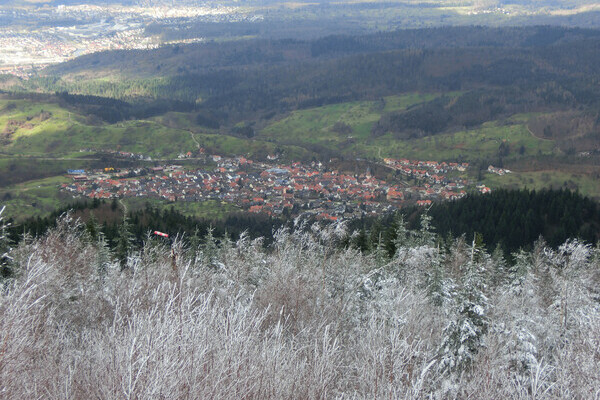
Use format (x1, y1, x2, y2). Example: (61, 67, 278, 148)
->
(0, 97, 302, 160)
(0, 98, 198, 157)
(482, 168, 600, 199)
(259, 95, 558, 162)
(0, 176, 72, 220)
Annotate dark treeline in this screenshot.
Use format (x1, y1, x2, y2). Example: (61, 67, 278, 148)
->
(371, 87, 567, 139)
(46, 26, 600, 77)
(188, 42, 600, 125)
(427, 188, 600, 251)
(56, 92, 196, 123)
(349, 189, 600, 257)
(8, 189, 600, 260)
(7, 199, 284, 249)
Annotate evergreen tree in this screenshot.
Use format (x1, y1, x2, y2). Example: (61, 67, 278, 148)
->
(188, 227, 201, 264)
(393, 213, 410, 253)
(0, 206, 13, 279)
(202, 226, 219, 268)
(115, 216, 134, 267)
(415, 212, 436, 247)
(373, 232, 389, 268)
(85, 212, 101, 243)
(439, 239, 490, 374)
(489, 244, 509, 288)
(95, 232, 111, 279)
(425, 251, 453, 308)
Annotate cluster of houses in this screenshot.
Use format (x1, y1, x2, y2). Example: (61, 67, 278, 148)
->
(382, 157, 476, 200)
(81, 148, 153, 161)
(383, 158, 469, 181)
(487, 165, 512, 175)
(61, 154, 493, 220)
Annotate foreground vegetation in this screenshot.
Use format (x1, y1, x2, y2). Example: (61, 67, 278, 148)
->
(0, 209, 599, 398)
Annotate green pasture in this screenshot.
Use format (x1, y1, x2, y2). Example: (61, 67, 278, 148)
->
(261, 95, 557, 163)
(260, 93, 441, 146)
(0, 176, 72, 221)
(361, 119, 557, 161)
(483, 170, 600, 200)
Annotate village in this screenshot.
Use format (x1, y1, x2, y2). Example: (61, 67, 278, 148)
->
(61, 154, 493, 221)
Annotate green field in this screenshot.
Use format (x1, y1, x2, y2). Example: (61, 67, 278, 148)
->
(260, 95, 557, 163)
(0, 176, 72, 221)
(356, 118, 557, 161)
(260, 93, 441, 147)
(0, 98, 195, 157)
(0, 98, 316, 162)
(483, 170, 600, 199)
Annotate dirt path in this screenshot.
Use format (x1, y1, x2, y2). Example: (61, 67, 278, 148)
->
(189, 130, 201, 150)
(526, 124, 554, 142)
(119, 199, 128, 217)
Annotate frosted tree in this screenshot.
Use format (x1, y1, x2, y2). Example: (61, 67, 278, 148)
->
(439, 238, 490, 375)
(187, 227, 201, 265)
(415, 211, 436, 247)
(508, 249, 530, 287)
(425, 252, 454, 308)
(0, 206, 12, 279)
(201, 226, 220, 269)
(544, 239, 591, 333)
(115, 215, 134, 267)
(393, 213, 410, 250)
(489, 244, 509, 289)
(373, 232, 389, 268)
(95, 232, 111, 279)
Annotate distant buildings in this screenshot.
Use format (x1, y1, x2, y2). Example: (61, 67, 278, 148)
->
(487, 165, 511, 175)
(61, 153, 494, 221)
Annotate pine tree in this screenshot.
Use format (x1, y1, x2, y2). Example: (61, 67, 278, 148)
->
(489, 244, 509, 288)
(415, 212, 436, 247)
(0, 206, 13, 279)
(95, 232, 111, 279)
(202, 226, 219, 268)
(425, 252, 453, 308)
(85, 212, 101, 242)
(373, 232, 389, 268)
(439, 238, 490, 374)
(393, 213, 410, 251)
(115, 216, 133, 267)
(188, 227, 201, 264)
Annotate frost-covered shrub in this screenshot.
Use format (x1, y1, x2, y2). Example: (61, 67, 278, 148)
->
(0, 215, 598, 399)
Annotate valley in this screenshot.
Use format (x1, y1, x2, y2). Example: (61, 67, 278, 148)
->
(0, 25, 599, 228)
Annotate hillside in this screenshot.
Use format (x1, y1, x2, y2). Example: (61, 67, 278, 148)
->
(1, 25, 600, 223)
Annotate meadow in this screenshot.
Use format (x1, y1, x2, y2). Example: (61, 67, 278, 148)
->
(0, 175, 71, 220)
(259, 95, 557, 163)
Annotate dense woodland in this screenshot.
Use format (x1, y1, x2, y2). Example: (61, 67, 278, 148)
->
(8, 189, 599, 264)
(7, 199, 283, 253)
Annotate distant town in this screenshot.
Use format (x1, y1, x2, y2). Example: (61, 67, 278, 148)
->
(61, 153, 494, 221)
(0, 3, 258, 77)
